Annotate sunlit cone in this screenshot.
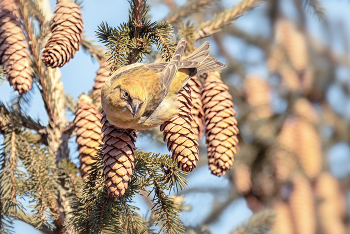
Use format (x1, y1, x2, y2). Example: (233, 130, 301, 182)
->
(202, 71, 239, 176)
(101, 110, 137, 198)
(315, 172, 346, 234)
(293, 98, 319, 124)
(74, 95, 102, 179)
(289, 174, 316, 234)
(276, 19, 308, 72)
(92, 60, 109, 105)
(233, 163, 251, 194)
(160, 84, 199, 172)
(244, 75, 272, 119)
(275, 19, 314, 92)
(0, 0, 32, 94)
(273, 118, 298, 181)
(296, 118, 322, 179)
(267, 46, 284, 72)
(272, 200, 294, 234)
(279, 63, 300, 91)
(188, 76, 204, 141)
(41, 0, 83, 68)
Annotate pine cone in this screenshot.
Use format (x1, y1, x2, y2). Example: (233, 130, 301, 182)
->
(296, 118, 322, 179)
(276, 19, 308, 72)
(0, 0, 32, 94)
(41, 0, 83, 68)
(233, 163, 251, 195)
(160, 83, 199, 172)
(272, 200, 294, 234)
(74, 95, 102, 179)
(273, 118, 298, 181)
(101, 110, 136, 198)
(92, 60, 109, 105)
(202, 71, 239, 176)
(289, 174, 316, 234)
(293, 98, 319, 124)
(315, 172, 346, 234)
(244, 75, 272, 119)
(188, 76, 204, 141)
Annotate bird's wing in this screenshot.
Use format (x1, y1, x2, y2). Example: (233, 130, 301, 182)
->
(158, 38, 187, 97)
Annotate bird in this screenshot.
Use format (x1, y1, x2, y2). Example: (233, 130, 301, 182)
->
(101, 38, 226, 130)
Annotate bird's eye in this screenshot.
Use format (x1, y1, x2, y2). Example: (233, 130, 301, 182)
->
(124, 91, 129, 98)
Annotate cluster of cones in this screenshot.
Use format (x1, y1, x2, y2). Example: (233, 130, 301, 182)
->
(0, 0, 83, 93)
(1, 0, 238, 199)
(76, 62, 239, 198)
(231, 19, 347, 234)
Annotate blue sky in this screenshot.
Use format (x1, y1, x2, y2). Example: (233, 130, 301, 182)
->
(1, 0, 349, 233)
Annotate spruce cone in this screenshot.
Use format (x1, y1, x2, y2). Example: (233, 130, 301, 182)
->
(188, 76, 204, 141)
(202, 71, 239, 176)
(244, 75, 272, 119)
(276, 19, 308, 72)
(289, 174, 316, 234)
(295, 118, 322, 179)
(315, 172, 346, 234)
(273, 118, 298, 181)
(233, 163, 251, 195)
(293, 98, 319, 124)
(41, 0, 83, 68)
(0, 0, 32, 94)
(92, 60, 109, 105)
(101, 110, 136, 198)
(160, 83, 199, 172)
(272, 200, 294, 234)
(74, 95, 102, 179)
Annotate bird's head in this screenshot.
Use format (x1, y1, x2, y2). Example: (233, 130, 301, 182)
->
(102, 78, 146, 120)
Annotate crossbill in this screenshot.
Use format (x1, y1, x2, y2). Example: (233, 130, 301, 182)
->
(101, 38, 226, 130)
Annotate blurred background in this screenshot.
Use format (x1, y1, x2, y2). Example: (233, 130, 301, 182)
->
(1, 0, 350, 233)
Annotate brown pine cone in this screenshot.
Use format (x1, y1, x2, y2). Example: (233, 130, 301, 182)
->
(41, 0, 83, 68)
(289, 174, 316, 234)
(92, 60, 109, 105)
(188, 76, 204, 141)
(293, 98, 319, 124)
(202, 71, 239, 176)
(273, 117, 298, 182)
(74, 95, 102, 179)
(315, 172, 346, 234)
(272, 200, 294, 234)
(101, 110, 136, 198)
(233, 163, 251, 195)
(0, 0, 32, 94)
(276, 19, 308, 72)
(244, 75, 272, 119)
(160, 83, 199, 172)
(295, 118, 322, 180)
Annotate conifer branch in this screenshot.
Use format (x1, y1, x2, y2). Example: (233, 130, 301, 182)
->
(81, 37, 106, 62)
(195, 0, 265, 40)
(165, 0, 217, 24)
(302, 0, 325, 20)
(229, 210, 275, 234)
(0, 66, 5, 86)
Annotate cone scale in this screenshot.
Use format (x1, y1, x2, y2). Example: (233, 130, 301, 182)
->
(0, 0, 33, 94)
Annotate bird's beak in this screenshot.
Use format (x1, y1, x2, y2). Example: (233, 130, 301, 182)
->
(131, 101, 140, 117)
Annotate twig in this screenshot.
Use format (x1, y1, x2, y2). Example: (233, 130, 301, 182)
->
(99, 197, 110, 233)
(195, 0, 265, 40)
(165, 0, 216, 24)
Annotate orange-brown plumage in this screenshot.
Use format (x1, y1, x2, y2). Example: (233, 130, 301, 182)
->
(101, 39, 226, 130)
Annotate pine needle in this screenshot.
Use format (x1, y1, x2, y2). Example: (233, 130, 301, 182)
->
(302, 0, 325, 20)
(165, 0, 218, 24)
(195, 0, 265, 40)
(229, 210, 276, 234)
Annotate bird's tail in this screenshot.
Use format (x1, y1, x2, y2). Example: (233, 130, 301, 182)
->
(180, 42, 226, 75)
